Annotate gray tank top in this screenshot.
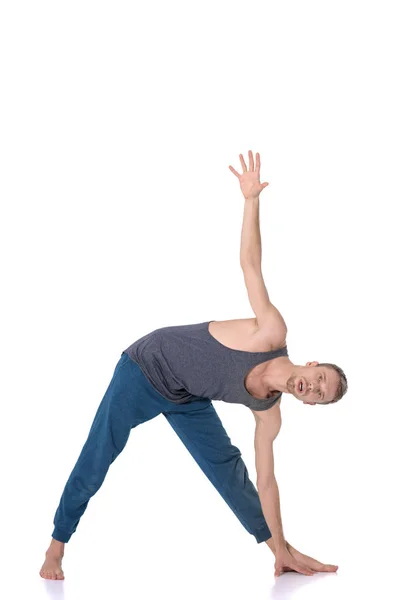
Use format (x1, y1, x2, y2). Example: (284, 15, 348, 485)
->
(123, 320, 289, 411)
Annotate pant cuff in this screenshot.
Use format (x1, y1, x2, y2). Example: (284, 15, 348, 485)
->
(254, 525, 272, 544)
(52, 527, 72, 543)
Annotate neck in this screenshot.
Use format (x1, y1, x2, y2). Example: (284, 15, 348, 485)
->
(262, 356, 296, 395)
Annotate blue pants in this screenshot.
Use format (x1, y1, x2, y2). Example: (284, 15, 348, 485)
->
(52, 352, 271, 544)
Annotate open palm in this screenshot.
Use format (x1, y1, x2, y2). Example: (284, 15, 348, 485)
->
(229, 150, 269, 200)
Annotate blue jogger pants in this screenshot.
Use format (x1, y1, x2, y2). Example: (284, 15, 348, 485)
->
(52, 352, 272, 544)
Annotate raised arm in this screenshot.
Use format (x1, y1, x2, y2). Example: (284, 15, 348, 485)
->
(229, 150, 287, 338)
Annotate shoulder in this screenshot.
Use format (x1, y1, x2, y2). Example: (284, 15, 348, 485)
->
(252, 404, 282, 442)
(250, 399, 282, 437)
(252, 319, 287, 351)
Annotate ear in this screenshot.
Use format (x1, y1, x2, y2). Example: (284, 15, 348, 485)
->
(306, 361, 319, 367)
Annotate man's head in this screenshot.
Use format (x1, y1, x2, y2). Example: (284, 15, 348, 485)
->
(287, 361, 348, 405)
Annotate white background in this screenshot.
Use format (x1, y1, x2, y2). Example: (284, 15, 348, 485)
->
(1, 1, 413, 598)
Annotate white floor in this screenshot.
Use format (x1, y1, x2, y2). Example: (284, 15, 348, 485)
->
(6, 468, 414, 600)
(7, 539, 411, 600)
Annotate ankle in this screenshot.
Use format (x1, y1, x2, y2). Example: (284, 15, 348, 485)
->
(47, 538, 65, 557)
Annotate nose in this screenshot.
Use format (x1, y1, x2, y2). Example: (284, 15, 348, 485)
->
(309, 381, 320, 394)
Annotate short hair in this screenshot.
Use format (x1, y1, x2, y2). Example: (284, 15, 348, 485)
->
(317, 363, 348, 404)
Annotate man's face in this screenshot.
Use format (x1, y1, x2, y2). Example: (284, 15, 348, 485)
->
(288, 363, 339, 405)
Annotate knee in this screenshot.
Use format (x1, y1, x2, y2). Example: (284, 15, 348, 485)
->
(71, 473, 102, 498)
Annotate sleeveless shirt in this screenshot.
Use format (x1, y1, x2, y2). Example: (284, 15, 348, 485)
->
(123, 320, 289, 411)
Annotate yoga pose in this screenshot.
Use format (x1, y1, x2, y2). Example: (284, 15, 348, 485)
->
(40, 151, 347, 580)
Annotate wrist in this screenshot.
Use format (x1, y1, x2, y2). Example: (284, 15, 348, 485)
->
(264, 536, 286, 556)
(274, 539, 287, 552)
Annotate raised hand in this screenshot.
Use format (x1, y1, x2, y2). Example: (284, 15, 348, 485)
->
(229, 150, 269, 200)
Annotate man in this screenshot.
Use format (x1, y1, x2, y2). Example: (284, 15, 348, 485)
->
(40, 150, 346, 580)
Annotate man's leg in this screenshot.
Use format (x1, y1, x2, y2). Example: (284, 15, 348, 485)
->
(40, 352, 163, 579)
(162, 400, 271, 544)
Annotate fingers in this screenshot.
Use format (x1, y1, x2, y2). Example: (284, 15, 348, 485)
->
(248, 150, 254, 171)
(301, 561, 338, 574)
(228, 165, 241, 178)
(230, 151, 261, 177)
(302, 555, 338, 572)
(297, 563, 316, 576)
(274, 560, 315, 578)
(302, 556, 324, 569)
(291, 556, 316, 576)
(284, 543, 338, 574)
(290, 547, 337, 573)
(303, 562, 334, 574)
(323, 564, 339, 571)
(255, 152, 260, 172)
(239, 153, 248, 172)
(275, 567, 314, 577)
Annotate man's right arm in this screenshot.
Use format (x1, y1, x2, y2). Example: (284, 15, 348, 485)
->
(252, 404, 286, 550)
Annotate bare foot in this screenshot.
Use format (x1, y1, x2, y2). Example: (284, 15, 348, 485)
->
(39, 539, 65, 580)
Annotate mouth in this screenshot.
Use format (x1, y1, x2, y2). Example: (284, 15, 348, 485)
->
(296, 379, 306, 395)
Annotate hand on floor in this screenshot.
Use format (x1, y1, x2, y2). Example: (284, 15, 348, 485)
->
(285, 541, 338, 575)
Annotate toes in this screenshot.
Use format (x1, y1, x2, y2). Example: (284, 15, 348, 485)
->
(40, 562, 64, 580)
